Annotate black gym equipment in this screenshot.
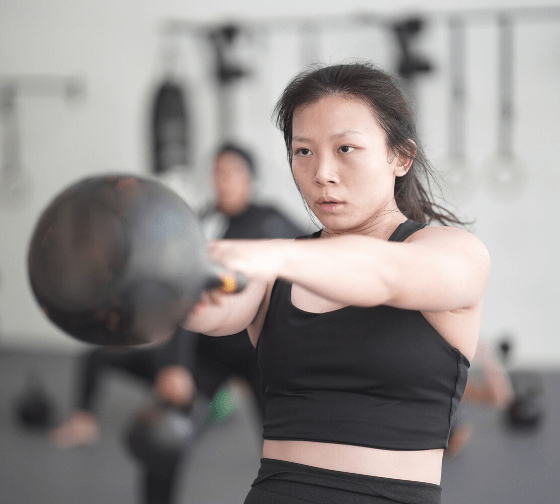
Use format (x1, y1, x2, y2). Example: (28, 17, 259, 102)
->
(499, 337, 545, 430)
(209, 24, 253, 141)
(392, 17, 434, 82)
(13, 372, 56, 429)
(151, 81, 190, 175)
(126, 401, 196, 475)
(125, 400, 199, 504)
(507, 372, 545, 429)
(27, 174, 246, 347)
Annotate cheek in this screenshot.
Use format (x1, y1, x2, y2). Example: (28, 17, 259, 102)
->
(291, 167, 314, 201)
(291, 164, 308, 189)
(351, 160, 391, 186)
(227, 178, 247, 198)
(216, 179, 230, 197)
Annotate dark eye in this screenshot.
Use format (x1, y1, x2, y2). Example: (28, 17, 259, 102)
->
(339, 145, 355, 153)
(296, 148, 312, 156)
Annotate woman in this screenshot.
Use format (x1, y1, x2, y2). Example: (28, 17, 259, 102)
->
(184, 62, 490, 504)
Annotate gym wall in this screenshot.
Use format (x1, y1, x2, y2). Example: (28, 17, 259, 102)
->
(1, 0, 559, 369)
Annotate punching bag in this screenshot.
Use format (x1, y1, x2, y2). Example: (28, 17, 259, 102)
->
(151, 81, 190, 175)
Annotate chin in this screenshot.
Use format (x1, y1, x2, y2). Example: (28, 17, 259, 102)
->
(319, 220, 352, 234)
(220, 201, 245, 216)
(324, 218, 370, 235)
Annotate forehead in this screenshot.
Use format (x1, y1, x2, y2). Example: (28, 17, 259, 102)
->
(292, 94, 381, 137)
(215, 152, 249, 172)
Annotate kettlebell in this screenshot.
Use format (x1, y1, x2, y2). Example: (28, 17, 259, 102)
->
(508, 389, 543, 429)
(14, 372, 56, 429)
(27, 174, 245, 346)
(125, 401, 196, 475)
(497, 337, 545, 431)
(506, 372, 545, 430)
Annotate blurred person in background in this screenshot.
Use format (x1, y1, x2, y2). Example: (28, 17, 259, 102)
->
(50, 142, 304, 448)
(193, 142, 305, 423)
(445, 341, 515, 457)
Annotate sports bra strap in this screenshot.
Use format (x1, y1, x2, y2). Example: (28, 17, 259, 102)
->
(388, 220, 427, 243)
(298, 220, 427, 243)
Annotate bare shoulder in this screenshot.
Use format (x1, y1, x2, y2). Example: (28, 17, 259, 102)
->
(406, 225, 490, 268)
(407, 224, 482, 244)
(406, 226, 490, 361)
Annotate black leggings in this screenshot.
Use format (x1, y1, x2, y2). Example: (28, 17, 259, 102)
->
(78, 347, 159, 411)
(244, 459, 442, 504)
(77, 329, 264, 419)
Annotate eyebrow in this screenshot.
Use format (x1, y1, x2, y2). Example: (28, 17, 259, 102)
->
(292, 130, 363, 143)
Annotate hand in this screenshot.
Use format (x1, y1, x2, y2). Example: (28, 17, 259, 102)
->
(182, 239, 278, 334)
(184, 287, 228, 323)
(207, 239, 287, 283)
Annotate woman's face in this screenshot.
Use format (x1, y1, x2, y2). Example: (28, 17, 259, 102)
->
(291, 94, 410, 234)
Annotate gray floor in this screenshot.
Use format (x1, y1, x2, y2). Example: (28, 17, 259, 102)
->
(1, 348, 559, 504)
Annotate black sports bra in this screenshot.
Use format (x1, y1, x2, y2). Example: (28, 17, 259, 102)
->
(256, 220, 470, 450)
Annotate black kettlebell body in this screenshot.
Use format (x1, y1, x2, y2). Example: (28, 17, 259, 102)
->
(14, 373, 55, 429)
(508, 393, 543, 428)
(125, 402, 196, 475)
(16, 389, 53, 428)
(28, 175, 210, 346)
(506, 371, 545, 430)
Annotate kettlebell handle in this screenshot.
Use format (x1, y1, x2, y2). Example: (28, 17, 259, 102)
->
(205, 263, 248, 294)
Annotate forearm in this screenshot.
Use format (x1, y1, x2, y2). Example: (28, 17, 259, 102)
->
(182, 296, 234, 335)
(207, 228, 488, 313)
(182, 279, 267, 336)
(275, 231, 485, 312)
(277, 235, 395, 307)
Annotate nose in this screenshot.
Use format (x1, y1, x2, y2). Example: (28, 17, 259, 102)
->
(314, 154, 339, 186)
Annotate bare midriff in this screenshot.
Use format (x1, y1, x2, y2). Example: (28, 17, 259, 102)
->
(262, 440, 444, 485)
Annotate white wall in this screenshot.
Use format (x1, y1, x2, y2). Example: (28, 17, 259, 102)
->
(1, 0, 559, 368)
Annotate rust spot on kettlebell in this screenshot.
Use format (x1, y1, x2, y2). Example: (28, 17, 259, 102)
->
(116, 177, 140, 195)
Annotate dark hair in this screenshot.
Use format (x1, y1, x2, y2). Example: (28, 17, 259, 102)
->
(216, 142, 256, 178)
(273, 62, 464, 227)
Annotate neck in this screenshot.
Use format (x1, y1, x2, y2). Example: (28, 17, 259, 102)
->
(322, 207, 408, 241)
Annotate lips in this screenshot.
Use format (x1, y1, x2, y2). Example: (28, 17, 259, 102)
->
(317, 197, 344, 212)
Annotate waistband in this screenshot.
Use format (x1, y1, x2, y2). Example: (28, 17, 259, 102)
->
(251, 458, 441, 504)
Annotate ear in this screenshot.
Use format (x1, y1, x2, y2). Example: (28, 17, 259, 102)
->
(394, 140, 416, 177)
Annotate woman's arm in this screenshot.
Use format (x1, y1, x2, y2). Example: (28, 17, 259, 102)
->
(208, 226, 490, 313)
(182, 278, 268, 336)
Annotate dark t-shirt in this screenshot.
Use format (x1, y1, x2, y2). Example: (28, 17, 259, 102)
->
(192, 204, 305, 408)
